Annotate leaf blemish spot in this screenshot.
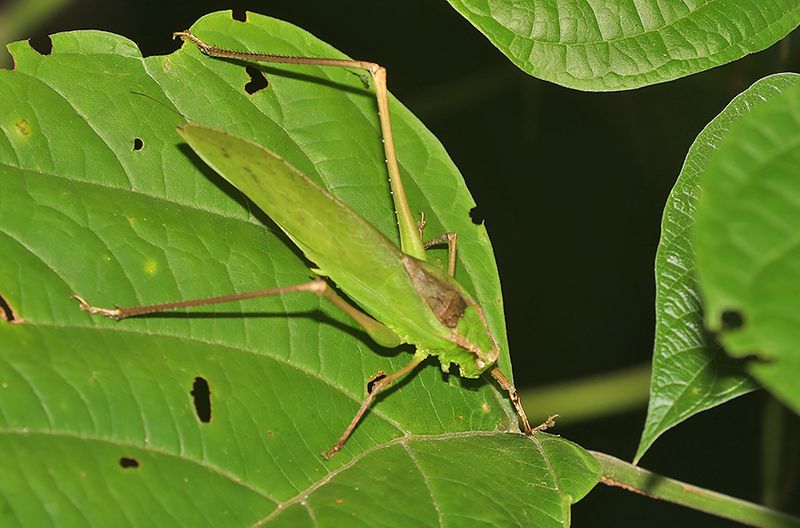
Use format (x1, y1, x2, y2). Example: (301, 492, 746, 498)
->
(481, 402, 490, 413)
(191, 376, 212, 423)
(469, 206, 484, 225)
(28, 34, 52, 55)
(15, 119, 30, 137)
(133, 138, 143, 151)
(244, 65, 268, 95)
(143, 259, 158, 276)
(720, 309, 745, 331)
(119, 457, 139, 469)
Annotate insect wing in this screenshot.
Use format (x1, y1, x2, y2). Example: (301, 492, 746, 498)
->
(178, 125, 453, 348)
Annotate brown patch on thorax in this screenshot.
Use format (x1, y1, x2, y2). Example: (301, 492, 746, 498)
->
(402, 256, 466, 328)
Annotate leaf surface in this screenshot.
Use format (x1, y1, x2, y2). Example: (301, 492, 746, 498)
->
(0, 11, 598, 526)
(445, 0, 800, 90)
(694, 77, 800, 415)
(635, 73, 800, 462)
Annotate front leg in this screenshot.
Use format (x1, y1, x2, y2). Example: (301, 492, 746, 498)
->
(424, 232, 458, 277)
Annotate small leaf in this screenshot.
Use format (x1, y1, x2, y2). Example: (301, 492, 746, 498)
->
(0, 11, 599, 525)
(695, 78, 800, 414)
(445, 0, 800, 90)
(635, 73, 800, 462)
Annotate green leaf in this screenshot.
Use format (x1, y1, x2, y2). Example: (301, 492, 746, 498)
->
(445, 0, 800, 91)
(694, 78, 800, 415)
(0, 11, 599, 525)
(635, 73, 800, 462)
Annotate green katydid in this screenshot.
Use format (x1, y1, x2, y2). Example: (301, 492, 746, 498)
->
(74, 29, 554, 459)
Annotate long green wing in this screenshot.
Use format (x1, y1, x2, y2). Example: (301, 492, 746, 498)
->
(178, 124, 451, 349)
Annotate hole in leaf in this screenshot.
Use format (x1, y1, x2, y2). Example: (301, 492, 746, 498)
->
(721, 310, 745, 331)
(232, 9, 247, 22)
(133, 137, 143, 151)
(119, 457, 139, 469)
(191, 376, 212, 423)
(244, 66, 268, 95)
(29, 35, 52, 55)
(469, 206, 484, 225)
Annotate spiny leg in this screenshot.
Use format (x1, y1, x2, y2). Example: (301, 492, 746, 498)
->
(490, 366, 558, 434)
(73, 278, 402, 348)
(490, 366, 537, 435)
(418, 212, 458, 277)
(323, 350, 427, 459)
(173, 30, 426, 260)
(417, 211, 427, 240)
(424, 232, 458, 278)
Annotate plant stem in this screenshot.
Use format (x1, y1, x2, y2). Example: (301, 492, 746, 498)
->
(761, 397, 799, 509)
(520, 363, 650, 424)
(592, 451, 800, 528)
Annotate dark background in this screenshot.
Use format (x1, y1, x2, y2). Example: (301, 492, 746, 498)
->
(5, 0, 799, 525)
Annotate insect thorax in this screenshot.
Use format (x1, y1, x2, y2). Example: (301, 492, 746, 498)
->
(402, 256, 499, 378)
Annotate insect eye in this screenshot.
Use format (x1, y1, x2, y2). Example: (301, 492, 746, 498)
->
(476, 359, 485, 369)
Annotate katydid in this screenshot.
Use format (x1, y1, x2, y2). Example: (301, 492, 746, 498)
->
(74, 29, 554, 459)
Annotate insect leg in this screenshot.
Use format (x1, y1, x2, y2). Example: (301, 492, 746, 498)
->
(173, 30, 427, 261)
(489, 366, 533, 434)
(417, 211, 457, 276)
(73, 279, 402, 348)
(416, 211, 426, 240)
(423, 232, 458, 277)
(322, 350, 427, 459)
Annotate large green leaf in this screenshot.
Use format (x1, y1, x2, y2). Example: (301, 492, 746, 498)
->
(0, 11, 599, 526)
(635, 74, 800, 462)
(694, 79, 800, 415)
(445, 0, 800, 91)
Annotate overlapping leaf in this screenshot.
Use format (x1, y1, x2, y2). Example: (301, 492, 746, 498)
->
(446, 0, 800, 91)
(0, 11, 598, 526)
(694, 78, 800, 415)
(635, 74, 800, 462)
